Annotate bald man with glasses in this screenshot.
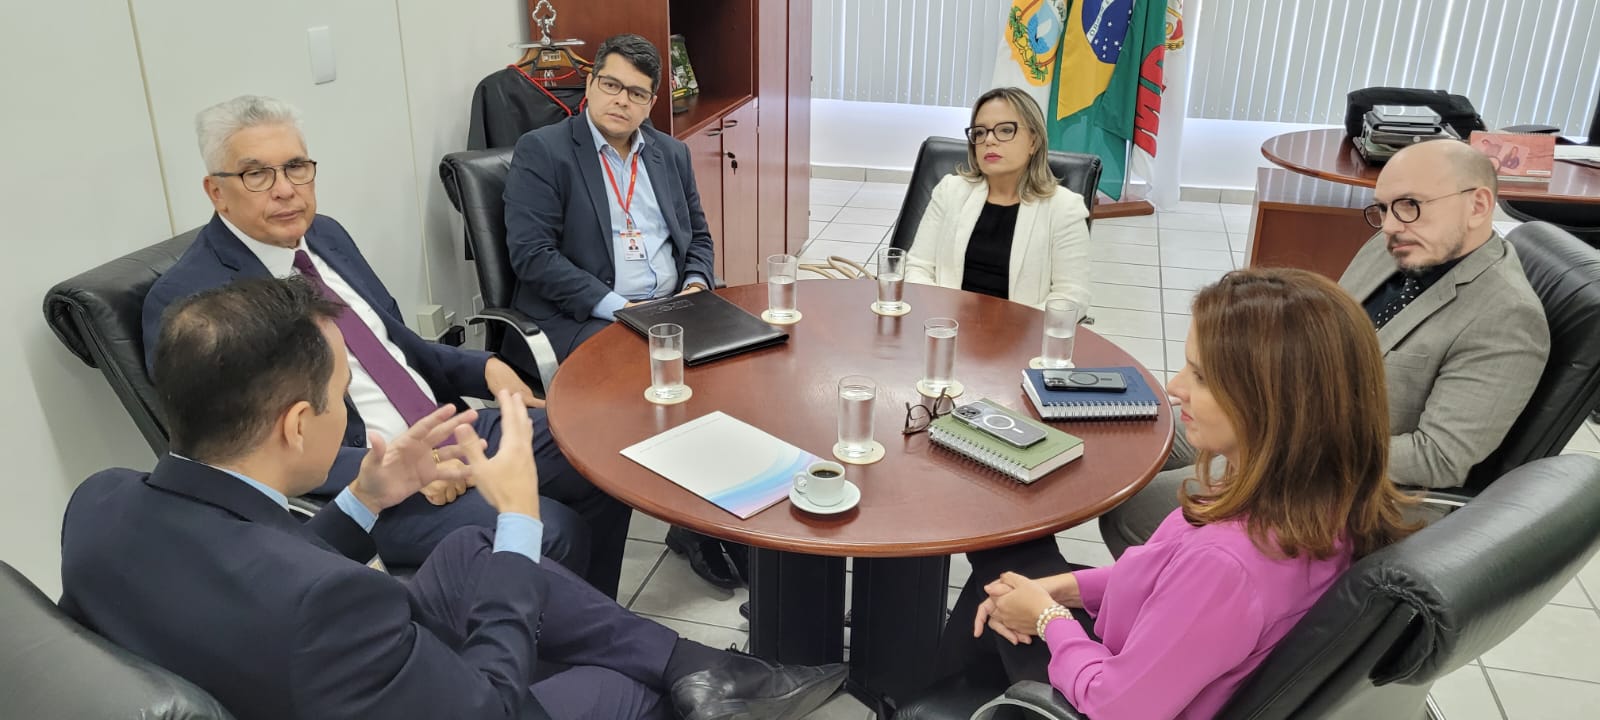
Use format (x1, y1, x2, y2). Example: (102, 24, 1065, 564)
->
(1099, 139, 1550, 556)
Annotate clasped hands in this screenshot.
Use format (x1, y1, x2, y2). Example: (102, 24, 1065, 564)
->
(347, 389, 542, 519)
(972, 571, 1083, 645)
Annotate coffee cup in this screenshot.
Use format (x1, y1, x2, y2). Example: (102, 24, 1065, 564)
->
(794, 460, 847, 507)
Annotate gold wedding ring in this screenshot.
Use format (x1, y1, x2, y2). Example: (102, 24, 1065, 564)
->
(432, 450, 441, 464)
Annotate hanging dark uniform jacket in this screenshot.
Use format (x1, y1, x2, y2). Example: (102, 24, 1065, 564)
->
(467, 65, 587, 150)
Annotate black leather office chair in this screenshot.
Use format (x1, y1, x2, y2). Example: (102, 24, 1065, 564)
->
(1499, 92, 1600, 246)
(0, 560, 234, 719)
(1444, 221, 1600, 499)
(887, 137, 1103, 253)
(898, 453, 1600, 720)
(43, 231, 322, 519)
(439, 148, 561, 391)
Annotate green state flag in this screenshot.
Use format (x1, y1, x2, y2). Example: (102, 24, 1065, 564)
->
(1047, 0, 1168, 200)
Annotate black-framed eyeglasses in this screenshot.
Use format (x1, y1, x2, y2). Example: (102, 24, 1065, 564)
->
(593, 74, 654, 105)
(1363, 188, 1475, 228)
(211, 160, 317, 192)
(903, 389, 957, 434)
(965, 122, 1019, 145)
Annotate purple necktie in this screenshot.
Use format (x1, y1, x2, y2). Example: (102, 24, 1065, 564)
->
(293, 250, 438, 428)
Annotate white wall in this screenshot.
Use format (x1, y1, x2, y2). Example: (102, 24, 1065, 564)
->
(0, 0, 174, 598)
(0, 0, 530, 597)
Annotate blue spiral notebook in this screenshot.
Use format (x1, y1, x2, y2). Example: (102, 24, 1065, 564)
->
(1021, 367, 1160, 420)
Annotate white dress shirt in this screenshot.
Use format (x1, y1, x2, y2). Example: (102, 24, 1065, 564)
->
(220, 215, 436, 442)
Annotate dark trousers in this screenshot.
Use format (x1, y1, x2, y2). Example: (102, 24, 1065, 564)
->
(933, 537, 1099, 693)
(372, 407, 632, 599)
(412, 527, 677, 719)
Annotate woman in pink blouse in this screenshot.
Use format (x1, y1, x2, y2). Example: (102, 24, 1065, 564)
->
(933, 268, 1417, 719)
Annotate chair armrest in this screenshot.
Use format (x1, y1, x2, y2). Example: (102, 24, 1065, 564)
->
(468, 308, 560, 390)
(971, 681, 1088, 720)
(1501, 124, 1562, 135)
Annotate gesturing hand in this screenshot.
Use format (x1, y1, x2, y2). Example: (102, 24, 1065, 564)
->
(347, 405, 481, 514)
(456, 390, 541, 520)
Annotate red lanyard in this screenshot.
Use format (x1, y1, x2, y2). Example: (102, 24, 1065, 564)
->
(600, 150, 640, 230)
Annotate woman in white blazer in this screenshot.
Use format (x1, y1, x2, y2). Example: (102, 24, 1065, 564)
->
(905, 87, 1091, 311)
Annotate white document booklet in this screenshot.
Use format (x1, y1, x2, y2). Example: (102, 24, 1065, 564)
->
(620, 411, 821, 519)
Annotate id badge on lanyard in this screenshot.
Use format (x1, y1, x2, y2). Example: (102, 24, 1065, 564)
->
(604, 151, 649, 263)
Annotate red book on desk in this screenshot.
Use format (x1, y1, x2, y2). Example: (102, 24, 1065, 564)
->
(1469, 131, 1556, 182)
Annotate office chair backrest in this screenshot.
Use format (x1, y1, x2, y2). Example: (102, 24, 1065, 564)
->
(888, 137, 1102, 252)
(0, 561, 235, 719)
(43, 231, 199, 455)
(440, 148, 516, 350)
(1218, 454, 1600, 719)
(1459, 222, 1600, 493)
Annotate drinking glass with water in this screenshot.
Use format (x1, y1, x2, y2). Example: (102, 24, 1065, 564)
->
(875, 248, 907, 313)
(836, 375, 877, 459)
(767, 254, 799, 321)
(1040, 299, 1083, 369)
(923, 318, 959, 392)
(647, 323, 687, 401)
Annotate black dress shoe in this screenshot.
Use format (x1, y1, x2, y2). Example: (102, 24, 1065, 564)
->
(667, 527, 742, 590)
(725, 540, 750, 584)
(670, 654, 848, 720)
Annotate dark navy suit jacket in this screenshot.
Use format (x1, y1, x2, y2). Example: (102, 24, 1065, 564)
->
(503, 113, 717, 359)
(59, 457, 548, 720)
(142, 214, 493, 494)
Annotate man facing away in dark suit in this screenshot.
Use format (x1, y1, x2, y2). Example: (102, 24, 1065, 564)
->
(504, 33, 743, 589)
(141, 95, 632, 597)
(61, 276, 847, 720)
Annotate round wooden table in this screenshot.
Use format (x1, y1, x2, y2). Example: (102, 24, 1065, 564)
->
(545, 279, 1173, 713)
(1261, 128, 1600, 202)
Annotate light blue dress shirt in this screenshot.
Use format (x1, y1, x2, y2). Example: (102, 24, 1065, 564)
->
(172, 454, 542, 564)
(587, 112, 707, 321)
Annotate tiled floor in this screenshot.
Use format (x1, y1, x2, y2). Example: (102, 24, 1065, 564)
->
(615, 177, 1600, 719)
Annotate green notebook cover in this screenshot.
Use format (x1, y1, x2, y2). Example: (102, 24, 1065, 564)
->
(929, 399, 1084, 482)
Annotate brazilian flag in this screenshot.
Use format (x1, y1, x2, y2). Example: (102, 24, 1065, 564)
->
(1047, 0, 1168, 201)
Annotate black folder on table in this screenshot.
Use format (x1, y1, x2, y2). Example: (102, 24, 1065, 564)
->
(613, 291, 789, 365)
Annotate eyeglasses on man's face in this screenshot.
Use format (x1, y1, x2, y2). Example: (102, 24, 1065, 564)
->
(593, 74, 654, 105)
(903, 389, 957, 434)
(965, 122, 1019, 145)
(1363, 188, 1475, 229)
(211, 159, 318, 193)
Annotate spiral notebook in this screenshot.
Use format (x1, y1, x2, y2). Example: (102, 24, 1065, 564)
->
(1021, 367, 1160, 420)
(928, 401, 1083, 484)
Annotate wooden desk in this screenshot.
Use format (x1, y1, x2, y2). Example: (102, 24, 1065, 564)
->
(546, 280, 1173, 713)
(1253, 129, 1600, 277)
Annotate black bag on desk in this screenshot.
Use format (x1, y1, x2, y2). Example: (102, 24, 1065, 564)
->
(1345, 87, 1486, 140)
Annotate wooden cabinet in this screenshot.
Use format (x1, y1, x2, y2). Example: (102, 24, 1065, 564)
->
(538, 0, 810, 284)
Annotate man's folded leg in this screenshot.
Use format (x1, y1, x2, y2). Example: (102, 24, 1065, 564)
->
(370, 490, 589, 577)
(410, 527, 850, 720)
(474, 407, 631, 598)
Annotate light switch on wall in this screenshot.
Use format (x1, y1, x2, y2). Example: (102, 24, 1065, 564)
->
(306, 26, 336, 85)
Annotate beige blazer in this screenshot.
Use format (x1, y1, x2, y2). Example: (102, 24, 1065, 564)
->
(904, 174, 1092, 310)
(1339, 232, 1549, 489)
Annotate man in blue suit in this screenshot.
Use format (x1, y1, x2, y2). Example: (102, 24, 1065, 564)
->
(505, 33, 743, 589)
(62, 276, 847, 720)
(142, 95, 631, 597)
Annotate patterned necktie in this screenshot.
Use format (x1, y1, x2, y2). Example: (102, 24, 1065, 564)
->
(1374, 275, 1421, 329)
(292, 250, 437, 427)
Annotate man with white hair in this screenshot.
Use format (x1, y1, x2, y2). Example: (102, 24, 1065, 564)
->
(141, 95, 632, 598)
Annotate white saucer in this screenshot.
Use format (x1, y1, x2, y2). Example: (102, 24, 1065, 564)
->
(916, 379, 965, 399)
(871, 301, 912, 317)
(761, 309, 802, 325)
(1029, 357, 1074, 370)
(790, 480, 861, 515)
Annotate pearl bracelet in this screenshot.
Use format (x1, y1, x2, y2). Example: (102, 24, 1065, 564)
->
(1035, 603, 1073, 638)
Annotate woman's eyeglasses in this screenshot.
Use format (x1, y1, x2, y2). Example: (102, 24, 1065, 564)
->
(903, 389, 956, 434)
(965, 122, 1019, 145)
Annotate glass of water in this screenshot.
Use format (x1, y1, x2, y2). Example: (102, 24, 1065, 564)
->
(1041, 299, 1084, 369)
(648, 323, 686, 400)
(923, 318, 959, 392)
(875, 248, 907, 313)
(767, 254, 799, 321)
(837, 375, 877, 458)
